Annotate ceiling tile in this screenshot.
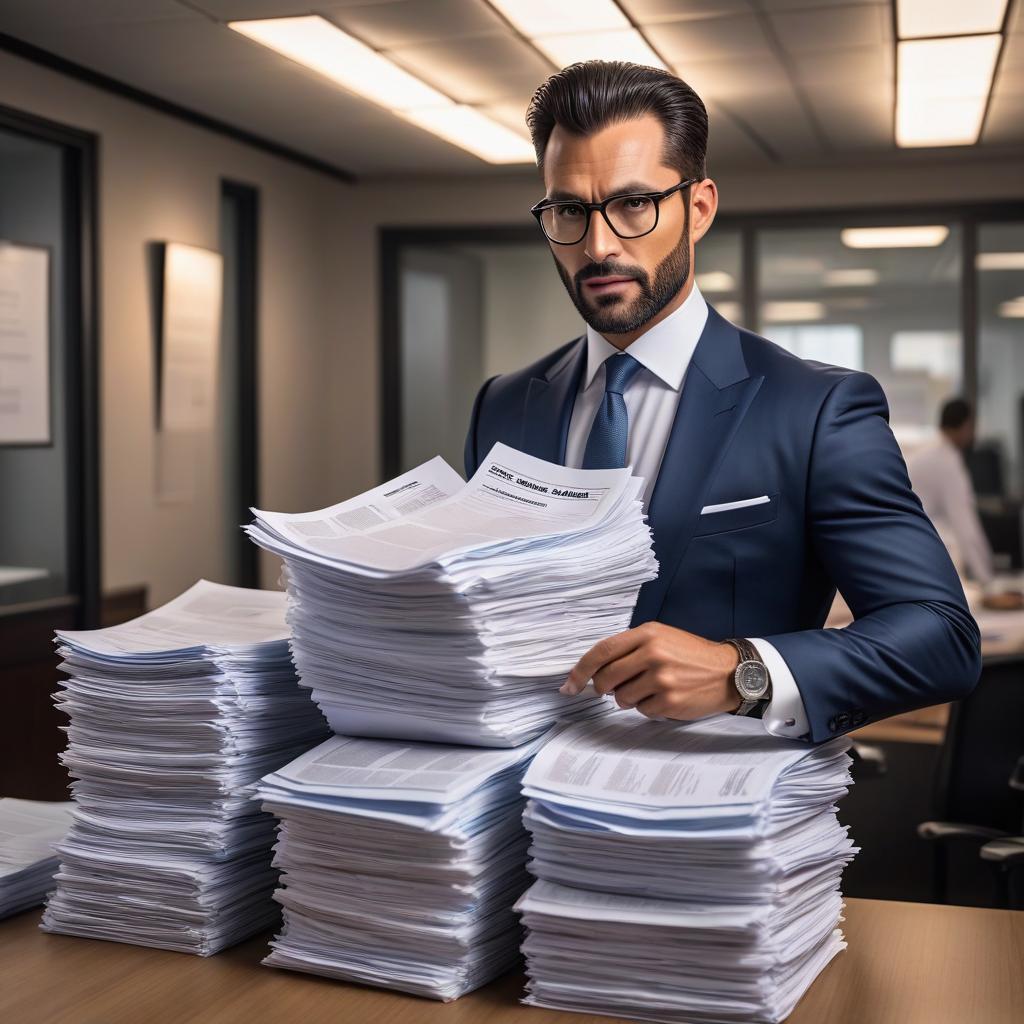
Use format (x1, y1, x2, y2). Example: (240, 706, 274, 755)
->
(189, 0, 400, 17)
(327, 0, 507, 49)
(754, 0, 884, 10)
(673, 54, 795, 105)
(645, 15, 775, 62)
(620, 0, 755, 24)
(791, 46, 893, 89)
(803, 88, 894, 149)
(0, 0, 195, 32)
(385, 35, 553, 105)
(769, 3, 891, 54)
(477, 96, 534, 139)
(983, 90, 1024, 144)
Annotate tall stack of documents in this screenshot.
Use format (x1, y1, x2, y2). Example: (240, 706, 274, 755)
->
(515, 714, 857, 1023)
(0, 799, 74, 919)
(41, 580, 329, 955)
(255, 733, 541, 1000)
(246, 443, 657, 747)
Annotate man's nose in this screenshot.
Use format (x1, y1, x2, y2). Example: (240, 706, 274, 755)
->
(582, 211, 621, 263)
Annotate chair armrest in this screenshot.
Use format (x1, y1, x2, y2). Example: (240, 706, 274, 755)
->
(917, 821, 1007, 843)
(980, 837, 1024, 866)
(850, 741, 887, 778)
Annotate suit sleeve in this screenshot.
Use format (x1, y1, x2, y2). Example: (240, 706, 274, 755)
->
(463, 375, 497, 479)
(763, 371, 981, 742)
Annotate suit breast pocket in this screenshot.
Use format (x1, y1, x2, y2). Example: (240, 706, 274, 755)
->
(693, 492, 779, 538)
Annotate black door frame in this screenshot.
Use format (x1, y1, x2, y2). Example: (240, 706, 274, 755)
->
(0, 103, 101, 628)
(380, 199, 1024, 480)
(221, 179, 261, 589)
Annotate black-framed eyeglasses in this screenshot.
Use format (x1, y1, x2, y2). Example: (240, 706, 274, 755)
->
(530, 178, 696, 246)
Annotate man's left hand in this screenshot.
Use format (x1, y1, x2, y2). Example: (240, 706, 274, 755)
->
(559, 621, 742, 720)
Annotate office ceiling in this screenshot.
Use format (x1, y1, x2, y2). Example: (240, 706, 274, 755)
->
(0, 0, 1022, 179)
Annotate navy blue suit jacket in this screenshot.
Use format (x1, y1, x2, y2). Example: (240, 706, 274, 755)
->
(463, 303, 981, 742)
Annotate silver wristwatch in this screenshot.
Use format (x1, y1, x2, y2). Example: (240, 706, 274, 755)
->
(723, 638, 772, 715)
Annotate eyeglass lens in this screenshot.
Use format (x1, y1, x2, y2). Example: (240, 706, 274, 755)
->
(539, 195, 657, 244)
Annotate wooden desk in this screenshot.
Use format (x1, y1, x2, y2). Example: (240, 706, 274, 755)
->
(2, 899, 1022, 1024)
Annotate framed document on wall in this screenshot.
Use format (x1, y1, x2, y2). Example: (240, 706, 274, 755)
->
(158, 241, 223, 433)
(0, 240, 51, 445)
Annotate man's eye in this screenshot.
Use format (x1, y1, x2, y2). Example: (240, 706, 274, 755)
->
(624, 197, 651, 211)
(556, 204, 584, 219)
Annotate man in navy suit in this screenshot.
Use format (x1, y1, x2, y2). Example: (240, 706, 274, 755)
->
(463, 61, 980, 743)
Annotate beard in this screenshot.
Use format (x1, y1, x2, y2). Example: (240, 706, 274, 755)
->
(554, 221, 691, 336)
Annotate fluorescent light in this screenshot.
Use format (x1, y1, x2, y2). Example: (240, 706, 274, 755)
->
(229, 15, 535, 164)
(977, 252, 1024, 270)
(998, 298, 1024, 318)
(487, 0, 628, 36)
(229, 16, 452, 110)
(896, 35, 1000, 146)
(695, 271, 736, 292)
(533, 29, 666, 69)
(896, 0, 1008, 39)
(824, 268, 880, 287)
(763, 301, 826, 322)
(400, 106, 536, 164)
(841, 226, 949, 248)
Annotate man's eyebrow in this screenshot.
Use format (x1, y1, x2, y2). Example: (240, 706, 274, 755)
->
(545, 181, 660, 202)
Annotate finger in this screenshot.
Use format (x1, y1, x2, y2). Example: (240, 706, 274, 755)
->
(636, 694, 674, 719)
(611, 674, 659, 709)
(591, 651, 650, 696)
(562, 629, 646, 695)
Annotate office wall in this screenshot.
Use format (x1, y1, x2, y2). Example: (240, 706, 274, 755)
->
(0, 50, 372, 605)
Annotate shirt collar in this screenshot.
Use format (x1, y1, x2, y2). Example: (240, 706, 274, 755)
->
(583, 281, 709, 392)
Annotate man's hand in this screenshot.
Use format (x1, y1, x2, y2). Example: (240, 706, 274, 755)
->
(560, 621, 742, 720)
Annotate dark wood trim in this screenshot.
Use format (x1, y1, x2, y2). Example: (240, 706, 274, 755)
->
(0, 31, 358, 185)
(222, 180, 261, 589)
(381, 199, 1024, 477)
(0, 102, 102, 630)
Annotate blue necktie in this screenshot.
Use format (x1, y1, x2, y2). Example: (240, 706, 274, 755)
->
(582, 352, 643, 469)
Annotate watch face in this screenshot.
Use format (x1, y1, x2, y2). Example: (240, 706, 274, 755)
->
(736, 660, 769, 700)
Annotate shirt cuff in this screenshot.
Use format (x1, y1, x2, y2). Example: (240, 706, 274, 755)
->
(748, 637, 810, 740)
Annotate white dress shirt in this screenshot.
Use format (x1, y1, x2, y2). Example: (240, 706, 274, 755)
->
(563, 282, 810, 738)
(906, 435, 994, 586)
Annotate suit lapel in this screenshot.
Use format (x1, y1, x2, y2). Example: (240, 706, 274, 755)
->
(631, 306, 764, 626)
(520, 336, 587, 464)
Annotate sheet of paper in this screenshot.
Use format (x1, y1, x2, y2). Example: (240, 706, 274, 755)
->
(0, 241, 50, 444)
(57, 579, 289, 655)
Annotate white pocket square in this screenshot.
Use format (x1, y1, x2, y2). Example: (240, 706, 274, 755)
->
(700, 495, 770, 515)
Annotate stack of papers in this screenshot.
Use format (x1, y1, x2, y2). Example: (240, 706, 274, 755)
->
(255, 732, 543, 1000)
(41, 580, 329, 955)
(0, 799, 74, 918)
(515, 714, 857, 1024)
(245, 442, 657, 747)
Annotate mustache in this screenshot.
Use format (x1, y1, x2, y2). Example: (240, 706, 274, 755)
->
(577, 264, 646, 286)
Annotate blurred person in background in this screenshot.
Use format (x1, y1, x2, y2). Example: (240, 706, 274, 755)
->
(906, 398, 1023, 610)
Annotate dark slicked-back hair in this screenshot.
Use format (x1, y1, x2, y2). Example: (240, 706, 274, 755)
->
(526, 60, 709, 181)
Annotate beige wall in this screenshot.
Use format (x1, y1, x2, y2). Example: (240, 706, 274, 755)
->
(0, 50, 374, 605)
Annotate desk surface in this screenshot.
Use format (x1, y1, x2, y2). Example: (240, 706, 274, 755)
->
(3, 899, 1022, 1024)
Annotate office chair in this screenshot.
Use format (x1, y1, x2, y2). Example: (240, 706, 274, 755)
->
(979, 755, 1024, 908)
(917, 654, 1024, 905)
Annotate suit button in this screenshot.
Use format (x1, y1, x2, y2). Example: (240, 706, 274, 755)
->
(851, 710, 866, 726)
(836, 712, 851, 729)
(828, 716, 838, 733)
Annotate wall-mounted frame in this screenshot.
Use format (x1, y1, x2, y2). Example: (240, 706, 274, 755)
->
(0, 239, 52, 446)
